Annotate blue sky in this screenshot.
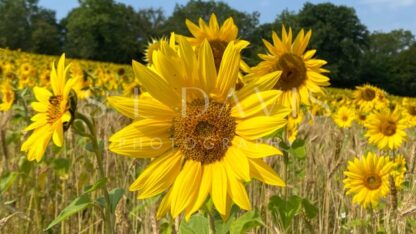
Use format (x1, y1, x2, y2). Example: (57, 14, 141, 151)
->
(38, 0, 416, 34)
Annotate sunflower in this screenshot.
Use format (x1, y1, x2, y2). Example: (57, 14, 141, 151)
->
(0, 80, 15, 111)
(353, 85, 387, 112)
(108, 38, 290, 220)
(343, 152, 394, 208)
(21, 54, 78, 162)
(185, 13, 249, 71)
(364, 108, 407, 150)
(391, 155, 406, 189)
(402, 100, 416, 127)
(249, 26, 330, 114)
(332, 106, 355, 128)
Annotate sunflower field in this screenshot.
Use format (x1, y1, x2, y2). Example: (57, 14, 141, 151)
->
(1, 13, 416, 234)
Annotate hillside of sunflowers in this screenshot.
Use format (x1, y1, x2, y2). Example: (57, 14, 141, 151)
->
(1, 1, 416, 234)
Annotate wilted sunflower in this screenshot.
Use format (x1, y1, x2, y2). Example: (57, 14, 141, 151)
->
(185, 13, 249, 71)
(21, 54, 78, 161)
(332, 106, 355, 128)
(364, 108, 407, 150)
(108, 38, 290, 220)
(343, 152, 394, 208)
(353, 85, 387, 112)
(249, 26, 330, 114)
(0, 80, 15, 111)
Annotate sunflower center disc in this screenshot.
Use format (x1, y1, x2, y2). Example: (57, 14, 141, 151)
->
(173, 99, 236, 164)
(365, 174, 382, 190)
(209, 40, 228, 71)
(362, 88, 376, 101)
(381, 120, 396, 136)
(274, 53, 307, 91)
(48, 95, 64, 124)
(408, 106, 416, 116)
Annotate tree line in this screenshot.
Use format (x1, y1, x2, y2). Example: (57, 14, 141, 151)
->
(0, 0, 415, 96)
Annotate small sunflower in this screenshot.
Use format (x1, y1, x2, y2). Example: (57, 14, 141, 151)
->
(353, 85, 387, 112)
(21, 54, 78, 162)
(249, 26, 330, 114)
(364, 108, 407, 150)
(402, 101, 416, 127)
(332, 106, 355, 128)
(185, 13, 249, 71)
(343, 152, 394, 208)
(108, 38, 289, 220)
(391, 155, 406, 189)
(0, 80, 15, 111)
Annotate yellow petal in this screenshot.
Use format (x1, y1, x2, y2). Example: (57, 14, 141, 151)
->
(33, 86, 52, 103)
(227, 172, 251, 211)
(185, 163, 213, 220)
(132, 150, 183, 199)
(198, 39, 217, 93)
(223, 146, 250, 182)
(233, 136, 282, 158)
(170, 160, 202, 217)
(52, 123, 64, 147)
(214, 42, 240, 101)
(236, 115, 288, 140)
(232, 90, 281, 119)
(211, 161, 228, 215)
(248, 158, 285, 186)
(132, 60, 179, 107)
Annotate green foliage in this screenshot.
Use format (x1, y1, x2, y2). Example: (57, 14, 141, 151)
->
(45, 193, 93, 230)
(229, 210, 264, 234)
(297, 3, 369, 87)
(268, 195, 318, 230)
(62, 0, 143, 63)
(96, 188, 125, 213)
(180, 214, 209, 234)
(0, 0, 60, 54)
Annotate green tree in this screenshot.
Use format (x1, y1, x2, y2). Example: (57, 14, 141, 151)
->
(30, 8, 61, 54)
(0, 0, 61, 54)
(359, 30, 416, 96)
(296, 3, 369, 87)
(62, 0, 143, 63)
(0, 0, 32, 50)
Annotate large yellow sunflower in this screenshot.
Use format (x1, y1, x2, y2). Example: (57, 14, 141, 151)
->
(364, 108, 407, 150)
(21, 54, 78, 162)
(185, 13, 249, 71)
(108, 38, 290, 220)
(0, 80, 15, 111)
(343, 152, 394, 208)
(249, 26, 330, 114)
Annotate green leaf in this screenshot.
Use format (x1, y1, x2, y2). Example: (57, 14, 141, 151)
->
(72, 119, 87, 135)
(53, 158, 70, 171)
(96, 188, 125, 213)
(179, 214, 209, 234)
(45, 194, 93, 230)
(268, 195, 302, 229)
(230, 210, 264, 234)
(83, 178, 107, 194)
(289, 139, 306, 160)
(302, 199, 318, 219)
(0, 171, 19, 193)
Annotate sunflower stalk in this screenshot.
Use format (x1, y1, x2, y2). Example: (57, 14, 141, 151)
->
(74, 111, 114, 234)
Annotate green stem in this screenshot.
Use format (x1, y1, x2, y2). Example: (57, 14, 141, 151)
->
(207, 211, 216, 234)
(75, 112, 113, 234)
